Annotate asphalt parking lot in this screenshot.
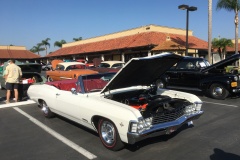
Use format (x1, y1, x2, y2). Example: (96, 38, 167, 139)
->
(0, 89, 240, 160)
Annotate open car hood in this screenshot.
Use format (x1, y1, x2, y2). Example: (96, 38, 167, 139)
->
(101, 52, 183, 93)
(201, 54, 240, 72)
(3, 61, 42, 73)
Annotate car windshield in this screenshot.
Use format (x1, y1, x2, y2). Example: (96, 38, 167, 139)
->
(66, 64, 86, 70)
(111, 63, 124, 68)
(99, 63, 110, 68)
(79, 72, 116, 93)
(55, 65, 65, 71)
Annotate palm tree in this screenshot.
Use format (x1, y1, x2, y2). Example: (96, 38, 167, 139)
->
(39, 38, 51, 55)
(212, 38, 233, 60)
(30, 44, 45, 55)
(54, 40, 66, 48)
(216, 0, 240, 54)
(73, 37, 82, 41)
(208, 0, 212, 64)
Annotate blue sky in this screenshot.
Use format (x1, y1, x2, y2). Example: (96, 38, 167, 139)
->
(0, 0, 236, 56)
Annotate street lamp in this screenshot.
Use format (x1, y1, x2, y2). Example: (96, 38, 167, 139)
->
(178, 4, 197, 56)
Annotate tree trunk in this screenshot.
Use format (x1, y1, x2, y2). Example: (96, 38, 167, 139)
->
(235, 9, 239, 54)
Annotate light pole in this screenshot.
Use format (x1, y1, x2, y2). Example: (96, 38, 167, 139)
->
(178, 4, 197, 56)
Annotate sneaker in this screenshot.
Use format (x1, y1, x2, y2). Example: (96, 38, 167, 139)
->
(5, 101, 10, 104)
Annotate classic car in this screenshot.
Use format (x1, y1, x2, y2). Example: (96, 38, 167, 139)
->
(156, 54, 240, 100)
(27, 53, 203, 151)
(0, 60, 47, 99)
(98, 61, 125, 68)
(41, 62, 52, 71)
(46, 61, 98, 81)
(89, 60, 125, 73)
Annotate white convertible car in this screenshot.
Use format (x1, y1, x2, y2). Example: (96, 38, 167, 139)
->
(27, 53, 204, 151)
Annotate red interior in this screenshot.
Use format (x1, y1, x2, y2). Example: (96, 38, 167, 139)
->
(46, 78, 108, 93)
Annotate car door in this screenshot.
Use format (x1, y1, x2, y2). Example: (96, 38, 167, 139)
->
(166, 59, 201, 89)
(166, 60, 188, 86)
(55, 90, 82, 118)
(54, 90, 94, 129)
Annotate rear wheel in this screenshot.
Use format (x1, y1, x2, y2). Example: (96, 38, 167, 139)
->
(41, 100, 55, 118)
(98, 118, 124, 151)
(156, 79, 165, 89)
(209, 83, 229, 100)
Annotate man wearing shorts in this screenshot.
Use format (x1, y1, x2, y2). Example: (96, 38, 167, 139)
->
(4, 59, 22, 103)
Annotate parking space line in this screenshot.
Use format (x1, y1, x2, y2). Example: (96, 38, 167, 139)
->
(203, 101, 239, 108)
(0, 100, 36, 108)
(14, 107, 97, 160)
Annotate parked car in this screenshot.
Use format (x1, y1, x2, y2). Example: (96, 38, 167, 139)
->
(89, 60, 125, 73)
(90, 67, 120, 73)
(41, 62, 52, 71)
(156, 54, 240, 100)
(98, 61, 125, 68)
(27, 53, 203, 151)
(46, 61, 98, 81)
(0, 60, 47, 99)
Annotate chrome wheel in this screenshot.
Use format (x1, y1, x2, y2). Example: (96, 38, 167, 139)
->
(42, 102, 49, 115)
(156, 79, 165, 89)
(100, 121, 115, 145)
(98, 118, 124, 151)
(209, 83, 229, 100)
(212, 86, 223, 96)
(41, 101, 54, 118)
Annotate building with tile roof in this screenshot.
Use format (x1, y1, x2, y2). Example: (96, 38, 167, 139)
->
(46, 25, 208, 64)
(0, 46, 40, 64)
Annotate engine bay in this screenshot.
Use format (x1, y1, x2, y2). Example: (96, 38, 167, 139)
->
(106, 87, 191, 122)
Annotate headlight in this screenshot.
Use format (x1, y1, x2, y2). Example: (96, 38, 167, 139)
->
(233, 76, 238, 81)
(184, 101, 202, 115)
(129, 117, 153, 133)
(195, 101, 202, 111)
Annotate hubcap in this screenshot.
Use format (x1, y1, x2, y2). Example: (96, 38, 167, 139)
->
(157, 82, 164, 88)
(213, 87, 223, 96)
(101, 121, 115, 144)
(42, 103, 49, 114)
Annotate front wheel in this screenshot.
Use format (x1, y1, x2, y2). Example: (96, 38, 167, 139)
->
(98, 118, 124, 151)
(209, 83, 229, 100)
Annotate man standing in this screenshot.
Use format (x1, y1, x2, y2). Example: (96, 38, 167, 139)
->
(4, 59, 22, 103)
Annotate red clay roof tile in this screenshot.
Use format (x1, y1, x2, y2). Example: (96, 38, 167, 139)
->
(47, 32, 208, 57)
(0, 49, 41, 59)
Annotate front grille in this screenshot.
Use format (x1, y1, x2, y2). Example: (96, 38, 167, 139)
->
(152, 105, 186, 125)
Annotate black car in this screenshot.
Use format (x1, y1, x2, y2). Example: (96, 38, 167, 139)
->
(156, 54, 240, 100)
(0, 61, 47, 100)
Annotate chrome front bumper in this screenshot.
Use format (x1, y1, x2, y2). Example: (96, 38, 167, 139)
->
(127, 111, 203, 144)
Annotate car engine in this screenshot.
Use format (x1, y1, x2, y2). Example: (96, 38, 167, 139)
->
(107, 86, 191, 124)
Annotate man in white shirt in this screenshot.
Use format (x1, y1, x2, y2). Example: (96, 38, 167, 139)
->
(4, 59, 22, 103)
